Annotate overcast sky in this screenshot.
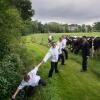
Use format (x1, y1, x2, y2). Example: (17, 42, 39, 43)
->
(31, 0, 100, 25)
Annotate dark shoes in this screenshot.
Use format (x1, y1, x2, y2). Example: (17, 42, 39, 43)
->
(48, 70, 59, 78)
(48, 75, 52, 78)
(80, 69, 87, 72)
(55, 70, 59, 73)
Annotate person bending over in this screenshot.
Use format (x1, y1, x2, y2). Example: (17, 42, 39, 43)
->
(12, 63, 46, 100)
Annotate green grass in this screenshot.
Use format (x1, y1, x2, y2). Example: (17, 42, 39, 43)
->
(23, 33, 100, 100)
(23, 32, 100, 46)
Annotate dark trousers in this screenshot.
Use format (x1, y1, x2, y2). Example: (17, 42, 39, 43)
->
(58, 54, 65, 65)
(48, 62, 58, 77)
(24, 86, 34, 97)
(82, 55, 88, 71)
(62, 48, 68, 59)
(23, 79, 46, 97)
(38, 79, 46, 86)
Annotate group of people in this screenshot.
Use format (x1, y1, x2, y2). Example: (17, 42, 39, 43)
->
(12, 35, 90, 100)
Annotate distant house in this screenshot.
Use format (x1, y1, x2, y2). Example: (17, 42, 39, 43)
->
(68, 24, 79, 32)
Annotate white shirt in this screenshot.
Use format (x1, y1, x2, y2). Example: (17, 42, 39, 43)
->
(18, 67, 40, 89)
(62, 38, 67, 49)
(57, 41, 63, 54)
(43, 46, 59, 62)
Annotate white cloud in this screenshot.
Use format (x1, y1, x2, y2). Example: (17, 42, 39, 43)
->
(31, 0, 100, 25)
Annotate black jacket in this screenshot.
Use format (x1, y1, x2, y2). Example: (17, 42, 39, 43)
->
(81, 41, 90, 56)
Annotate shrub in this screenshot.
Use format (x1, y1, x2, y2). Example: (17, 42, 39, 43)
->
(0, 53, 23, 100)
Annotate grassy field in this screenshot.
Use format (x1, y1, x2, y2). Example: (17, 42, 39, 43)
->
(23, 32, 100, 46)
(22, 33, 100, 100)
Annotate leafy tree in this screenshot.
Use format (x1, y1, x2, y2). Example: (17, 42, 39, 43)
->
(12, 0, 34, 20)
(43, 24, 49, 33)
(0, 0, 35, 100)
(86, 25, 92, 32)
(0, 7, 23, 59)
(77, 25, 82, 32)
(63, 24, 69, 32)
(93, 22, 100, 32)
(81, 24, 86, 32)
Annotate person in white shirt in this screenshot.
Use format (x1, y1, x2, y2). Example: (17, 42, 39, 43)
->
(41, 41, 59, 78)
(12, 63, 46, 100)
(62, 35, 68, 59)
(57, 37, 65, 65)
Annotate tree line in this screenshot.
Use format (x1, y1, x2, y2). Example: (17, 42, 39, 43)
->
(22, 20, 100, 35)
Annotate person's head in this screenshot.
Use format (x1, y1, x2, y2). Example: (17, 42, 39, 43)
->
(62, 35, 66, 39)
(82, 36, 87, 42)
(24, 74, 30, 82)
(51, 41, 56, 48)
(59, 37, 62, 42)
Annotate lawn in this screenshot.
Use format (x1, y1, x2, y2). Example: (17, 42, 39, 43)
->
(23, 32, 100, 46)
(22, 33, 100, 100)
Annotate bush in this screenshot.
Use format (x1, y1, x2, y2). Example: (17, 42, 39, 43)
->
(0, 53, 23, 100)
(0, 76, 10, 100)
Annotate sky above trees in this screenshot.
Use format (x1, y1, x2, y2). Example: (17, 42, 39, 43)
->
(31, 0, 100, 25)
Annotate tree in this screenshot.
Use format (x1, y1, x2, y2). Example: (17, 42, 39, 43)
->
(86, 25, 92, 32)
(63, 24, 69, 32)
(77, 25, 82, 32)
(0, 7, 24, 59)
(43, 24, 49, 33)
(47, 22, 64, 33)
(81, 24, 86, 32)
(12, 0, 34, 20)
(0, 1, 25, 100)
(93, 22, 100, 32)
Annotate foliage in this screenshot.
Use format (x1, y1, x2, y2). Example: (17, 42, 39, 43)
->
(0, 0, 34, 100)
(23, 21, 97, 35)
(93, 22, 100, 32)
(12, 0, 34, 20)
(0, 53, 23, 100)
(0, 6, 23, 59)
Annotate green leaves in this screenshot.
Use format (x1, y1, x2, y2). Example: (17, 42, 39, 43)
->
(0, 53, 23, 100)
(13, 0, 34, 20)
(0, 77, 10, 99)
(0, 7, 23, 59)
(93, 22, 100, 32)
(0, 0, 34, 99)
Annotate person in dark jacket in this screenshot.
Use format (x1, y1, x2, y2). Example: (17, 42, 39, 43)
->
(81, 36, 90, 72)
(76, 36, 90, 72)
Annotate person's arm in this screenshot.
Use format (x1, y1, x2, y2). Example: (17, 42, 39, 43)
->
(29, 57, 46, 74)
(30, 60, 46, 75)
(43, 51, 51, 63)
(12, 80, 26, 99)
(36, 61, 44, 68)
(12, 88, 21, 100)
(30, 50, 51, 75)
